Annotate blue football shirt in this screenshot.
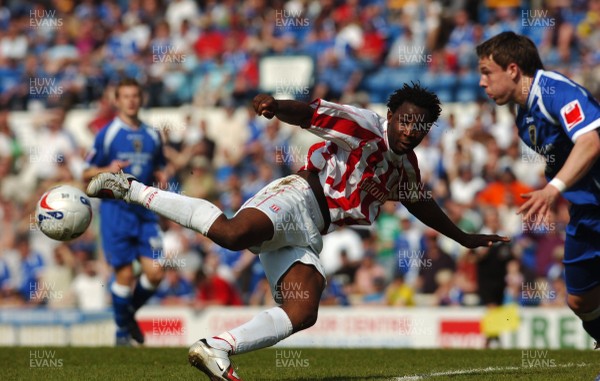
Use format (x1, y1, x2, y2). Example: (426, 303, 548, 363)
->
(516, 69, 600, 206)
(86, 117, 166, 221)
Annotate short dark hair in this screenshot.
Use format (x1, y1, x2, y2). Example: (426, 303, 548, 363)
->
(115, 78, 142, 98)
(387, 82, 442, 124)
(476, 31, 544, 77)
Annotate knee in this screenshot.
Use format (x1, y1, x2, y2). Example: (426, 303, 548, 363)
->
(144, 268, 164, 286)
(567, 294, 583, 314)
(300, 308, 319, 330)
(115, 265, 135, 285)
(567, 294, 599, 316)
(285, 303, 319, 332)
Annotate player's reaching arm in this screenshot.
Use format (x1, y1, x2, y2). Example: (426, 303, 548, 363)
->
(83, 160, 131, 182)
(254, 93, 384, 151)
(403, 196, 510, 248)
(519, 130, 600, 220)
(254, 94, 313, 128)
(518, 130, 600, 221)
(82, 128, 131, 182)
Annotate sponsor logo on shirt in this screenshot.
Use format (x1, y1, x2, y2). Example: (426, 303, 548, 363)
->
(361, 178, 389, 204)
(560, 100, 585, 131)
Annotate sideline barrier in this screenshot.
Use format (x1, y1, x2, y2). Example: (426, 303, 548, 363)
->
(0, 306, 591, 349)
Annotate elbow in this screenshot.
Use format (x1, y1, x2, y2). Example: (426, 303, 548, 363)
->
(299, 119, 311, 129)
(593, 135, 600, 160)
(580, 130, 600, 159)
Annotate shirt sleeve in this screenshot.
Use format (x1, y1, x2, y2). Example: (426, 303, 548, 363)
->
(307, 99, 385, 150)
(545, 79, 600, 142)
(85, 129, 109, 168)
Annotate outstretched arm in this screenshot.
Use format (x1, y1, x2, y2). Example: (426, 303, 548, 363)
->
(82, 160, 131, 182)
(403, 198, 510, 248)
(253, 94, 313, 128)
(518, 130, 600, 221)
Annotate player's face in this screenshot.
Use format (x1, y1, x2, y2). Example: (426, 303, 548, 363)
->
(387, 102, 431, 154)
(115, 85, 142, 118)
(478, 55, 516, 105)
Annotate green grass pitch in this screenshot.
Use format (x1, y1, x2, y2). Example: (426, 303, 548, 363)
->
(3, 347, 598, 380)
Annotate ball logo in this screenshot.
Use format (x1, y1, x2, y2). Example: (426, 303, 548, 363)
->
(80, 196, 91, 206)
(39, 193, 53, 210)
(37, 210, 64, 221)
(47, 211, 64, 220)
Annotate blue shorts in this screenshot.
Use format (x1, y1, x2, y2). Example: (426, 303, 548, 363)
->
(563, 204, 600, 295)
(100, 202, 162, 268)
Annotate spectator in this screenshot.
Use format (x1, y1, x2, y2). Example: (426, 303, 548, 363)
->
(476, 165, 534, 208)
(0, 21, 28, 60)
(361, 276, 387, 305)
(449, 164, 486, 207)
(385, 273, 415, 306)
(151, 266, 194, 306)
(352, 252, 387, 297)
(375, 201, 401, 279)
(165, 0, 200, 35)
(41, 244, 75, 308)
(313, 48, 362, 102)
(321, 275, 350, 306)
(15, 232, 45, 304)
(71, 258, 109, 311)
(333, 249, 361, 290)
(321, 227, 364, 275)
(194, 267, 243, 308)
(0, 256, 12, 301)
(417, 230, 455, 294)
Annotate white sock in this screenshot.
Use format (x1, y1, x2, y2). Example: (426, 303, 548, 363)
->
(207, 307, 293, 355)
(128, 181, 223, 236)
(139, 274, 157, 290)
(110, 281, 131, 298)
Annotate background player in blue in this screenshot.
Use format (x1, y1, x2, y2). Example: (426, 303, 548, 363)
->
(83, 78, 168, 345)
(477, 31, 600, 348)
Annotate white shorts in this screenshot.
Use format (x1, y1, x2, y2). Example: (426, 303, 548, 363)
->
(239, 175, 326, 303)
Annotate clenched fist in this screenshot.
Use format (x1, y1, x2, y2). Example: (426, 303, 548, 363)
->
(253, 94, 278, 119)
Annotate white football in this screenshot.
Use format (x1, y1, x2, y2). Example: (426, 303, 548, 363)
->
(36, 185, 93, 241)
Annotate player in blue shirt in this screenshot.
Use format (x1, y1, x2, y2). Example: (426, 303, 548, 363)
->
(477, 31, 600, 347)
(83, 78, 168, 346)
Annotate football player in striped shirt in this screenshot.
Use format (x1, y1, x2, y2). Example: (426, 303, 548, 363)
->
(87, 83, 508, 380)
(477, 31, 600, 348)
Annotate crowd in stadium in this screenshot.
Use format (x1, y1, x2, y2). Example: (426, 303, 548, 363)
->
(1, 0, 596, 310)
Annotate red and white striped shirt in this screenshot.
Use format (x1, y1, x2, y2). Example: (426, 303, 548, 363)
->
(300, 99, 422, 231)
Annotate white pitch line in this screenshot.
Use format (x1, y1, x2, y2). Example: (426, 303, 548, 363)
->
(394, 362, 590, 380)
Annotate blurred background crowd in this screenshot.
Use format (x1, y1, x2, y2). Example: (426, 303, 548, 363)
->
(0, 0, 587, 311)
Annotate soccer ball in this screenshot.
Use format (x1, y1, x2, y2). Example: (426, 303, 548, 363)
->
(36, 185, 93, 241)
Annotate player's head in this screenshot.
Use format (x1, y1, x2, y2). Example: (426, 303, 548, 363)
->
(115, 78, 143, 119)
(476, 31, 544, 105)
(386, 82, 441, 154)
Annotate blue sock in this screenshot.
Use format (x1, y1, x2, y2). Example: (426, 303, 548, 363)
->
(583, 316, 600, 342)
(132, 274, 157, 312)
(111, 282, 132, 337)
